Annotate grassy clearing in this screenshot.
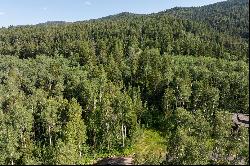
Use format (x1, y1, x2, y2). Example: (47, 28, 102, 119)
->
(131, 129, 167, 165)
(88, 128, 167, 165)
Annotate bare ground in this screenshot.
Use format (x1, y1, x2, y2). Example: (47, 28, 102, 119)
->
(93, 157, 133, 165)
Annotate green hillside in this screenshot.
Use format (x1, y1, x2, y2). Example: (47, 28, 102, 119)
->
(162, 0, 249, 40)
(0, 0, 248, 165)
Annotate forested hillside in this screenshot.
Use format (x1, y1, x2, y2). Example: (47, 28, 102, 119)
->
(162, 0, 249, 40)
(0, 0, 249, 165)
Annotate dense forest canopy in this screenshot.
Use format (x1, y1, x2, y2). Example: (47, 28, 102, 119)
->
(0, 0, 249, 165)
(162, 0, 249, 40)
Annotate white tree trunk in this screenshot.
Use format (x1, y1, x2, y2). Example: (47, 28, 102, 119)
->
(10, 153, 14, 165)
(49, 125, 52, 146)
(107, 122, 110, 150)
(122, 123, 125, 147)
(93, 98, 96, 110)
(124, 125, 127, 139)
(79, 144, 82, 157)
(24, 137, 26, 148)
(20, 130, 23, 147)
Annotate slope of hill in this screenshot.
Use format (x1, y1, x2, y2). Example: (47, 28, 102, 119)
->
(98, 12, 144, 20)
(36, 21, 69, 26)
(0, 0, 248, 165)
(161, 0, 249, 40)
(0, 6, 248, 61)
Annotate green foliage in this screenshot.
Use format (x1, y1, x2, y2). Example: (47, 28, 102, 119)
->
(163, 0, 249, 40)
(165, 109, 249, 165)
(166, 108, 213, 165)
(0, 0, 249, 164)
(132, 129, 166, 165)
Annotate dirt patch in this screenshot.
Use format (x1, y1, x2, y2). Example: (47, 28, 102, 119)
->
(232, 113, 249, 127)
(94, 157, 133, 165)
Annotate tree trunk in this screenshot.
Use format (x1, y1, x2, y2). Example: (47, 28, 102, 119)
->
(107, 123, 110, 150)
(99, 89, 102, 103)
(24, 137, 26, 148)
(79, 144, 82, 157)
(176, 86, 179, 108)
(124, 125, 127, 139)
(122, 123, 125, 147)
(20, 129, 23, 147)
(93, 131, 96, 148)
(93, 98, 96, 110)
(10, 153, 14, 165)
(49, 125, 52, 146)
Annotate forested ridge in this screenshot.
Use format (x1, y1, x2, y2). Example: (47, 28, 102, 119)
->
(161, 0, 249, 40)
(0, 0, 249, 165)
